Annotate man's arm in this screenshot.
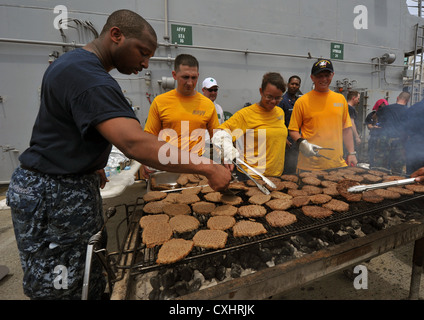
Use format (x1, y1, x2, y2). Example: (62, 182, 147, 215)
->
(343, 127, 358, 166)
(96, 117, 231, 191)
(289, 130, 302, 142)
(351, 121, 361, 145)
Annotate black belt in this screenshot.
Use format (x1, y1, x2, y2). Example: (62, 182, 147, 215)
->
(20, 165, 96, 177)
(20, 165, 43, 174)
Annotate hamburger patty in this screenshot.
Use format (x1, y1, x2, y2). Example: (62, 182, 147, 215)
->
(373, 188, 401, 199)
(291, 196, 310, 207)
(265, 210, 297, 227)
(221, 194, 243, 205)
(143, 191, 167, 202)
(405, 184, 424, 193)
(139, 214, 169, 228)
(192, 201, 216, 214)
(211, 205, 238, 216)
(207, 216, 236, 231)
(238, 204, 267, 218)
(309, 194, 332, 204)
(302, 176, 321, 186)
(193, 229, 228, 249)
(266, 199, 293, 211)
(233, 220, 267, 237)
(302, 205, 333, 218)
(175, 193, 200, 204)
(248, 194, 272, 205)
(156, 239, 194, 265)
(204, 192, 223, 202)
(169, 215, 200, 233)
(142, 221, 173, 248)
(362, 190, 384, 203)
(163, 203, 192, 216)
(143, 200, 166, 214)
(387, 186, 414, 195)
(322, 199, 349, 212)
(337, 179, 362, 202)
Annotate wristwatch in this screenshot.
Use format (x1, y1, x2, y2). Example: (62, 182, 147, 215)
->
(348, 151, 357, 156)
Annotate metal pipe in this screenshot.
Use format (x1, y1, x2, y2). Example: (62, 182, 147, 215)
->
(157, 41, 405, 68)
(0, 37, 173, 62)
(0, 37, 81, 48)
(163, 0, 170, 42)
(0, 37, 404, 68)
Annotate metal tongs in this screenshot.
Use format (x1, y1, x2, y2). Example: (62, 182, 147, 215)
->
(347, 177, 417, 193)
(314, 147, 334, 160)
(232, 159, 271, 195)
(216, 137, 274, 194)
(235, 158, 276, 189)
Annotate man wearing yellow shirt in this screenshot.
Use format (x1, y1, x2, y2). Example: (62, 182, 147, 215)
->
(288, 59, 357, 171)
(143, 54, 220, 176)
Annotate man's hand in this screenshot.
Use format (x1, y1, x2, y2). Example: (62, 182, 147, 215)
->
(205, 164, 232, 191)
(346, 154, 358, 167)
(411, 167, 424, 184)
(297, 139, 322, 157)
(286, 139, 292, 149)
(141, 164, 156, 179)
(212, 130, 239, 163)
(95, 169, 109, 189)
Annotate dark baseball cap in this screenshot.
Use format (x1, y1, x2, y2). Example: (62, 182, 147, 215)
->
(311, 59, 334, 75)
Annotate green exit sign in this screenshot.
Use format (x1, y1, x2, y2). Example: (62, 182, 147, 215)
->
(331, 42, 344, 60)
(171, 24, 193, 45)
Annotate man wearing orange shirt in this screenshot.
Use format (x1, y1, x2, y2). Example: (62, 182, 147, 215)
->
(288, 59, 357, 171)
(143, 54, 220, 177)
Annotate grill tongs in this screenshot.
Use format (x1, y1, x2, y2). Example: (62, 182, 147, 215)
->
(216, 137, 273, 194)
(231, 159, 271, 195)
(347, 177, 417, 193)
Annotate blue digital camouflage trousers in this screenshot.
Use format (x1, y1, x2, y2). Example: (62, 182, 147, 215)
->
(6, 167, 106, 300)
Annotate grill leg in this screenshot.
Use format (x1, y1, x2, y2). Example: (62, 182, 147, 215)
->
(408, 237, 424, 300)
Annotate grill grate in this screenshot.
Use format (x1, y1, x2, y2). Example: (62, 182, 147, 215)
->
(122, 170, 424, 275)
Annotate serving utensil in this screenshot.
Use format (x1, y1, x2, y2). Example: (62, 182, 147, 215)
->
(235, 157, 276, 189)
(232, 160, 270, 195)
(347, 178, 417, 193)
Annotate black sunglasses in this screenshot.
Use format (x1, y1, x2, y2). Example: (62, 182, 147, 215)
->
(207, 88, 218, 92)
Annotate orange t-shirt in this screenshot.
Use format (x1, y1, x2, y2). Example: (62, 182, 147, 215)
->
(288, 90, 352, 170)
(144, 89, 219, 155)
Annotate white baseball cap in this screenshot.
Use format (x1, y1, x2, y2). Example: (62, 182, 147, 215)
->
(202, 77, 219, 89)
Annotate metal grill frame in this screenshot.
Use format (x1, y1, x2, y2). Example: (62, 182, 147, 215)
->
(123, 189, 424, 275)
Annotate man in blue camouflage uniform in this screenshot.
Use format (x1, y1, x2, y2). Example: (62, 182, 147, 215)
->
(8, 170, 105, 299)
(7, 10, 231, 300)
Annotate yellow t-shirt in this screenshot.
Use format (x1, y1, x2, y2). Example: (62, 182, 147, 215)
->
(288, 90, 352, 171)
(219, 103, 287, 177)
(144, 89, 219, 155)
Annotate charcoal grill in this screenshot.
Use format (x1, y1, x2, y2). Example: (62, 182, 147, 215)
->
(109, 168, 424, 300)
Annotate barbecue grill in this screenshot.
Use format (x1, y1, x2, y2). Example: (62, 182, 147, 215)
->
(107, 168, 424, 300)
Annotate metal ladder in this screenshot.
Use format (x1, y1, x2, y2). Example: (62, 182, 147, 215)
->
(411, 23, 424, 105)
